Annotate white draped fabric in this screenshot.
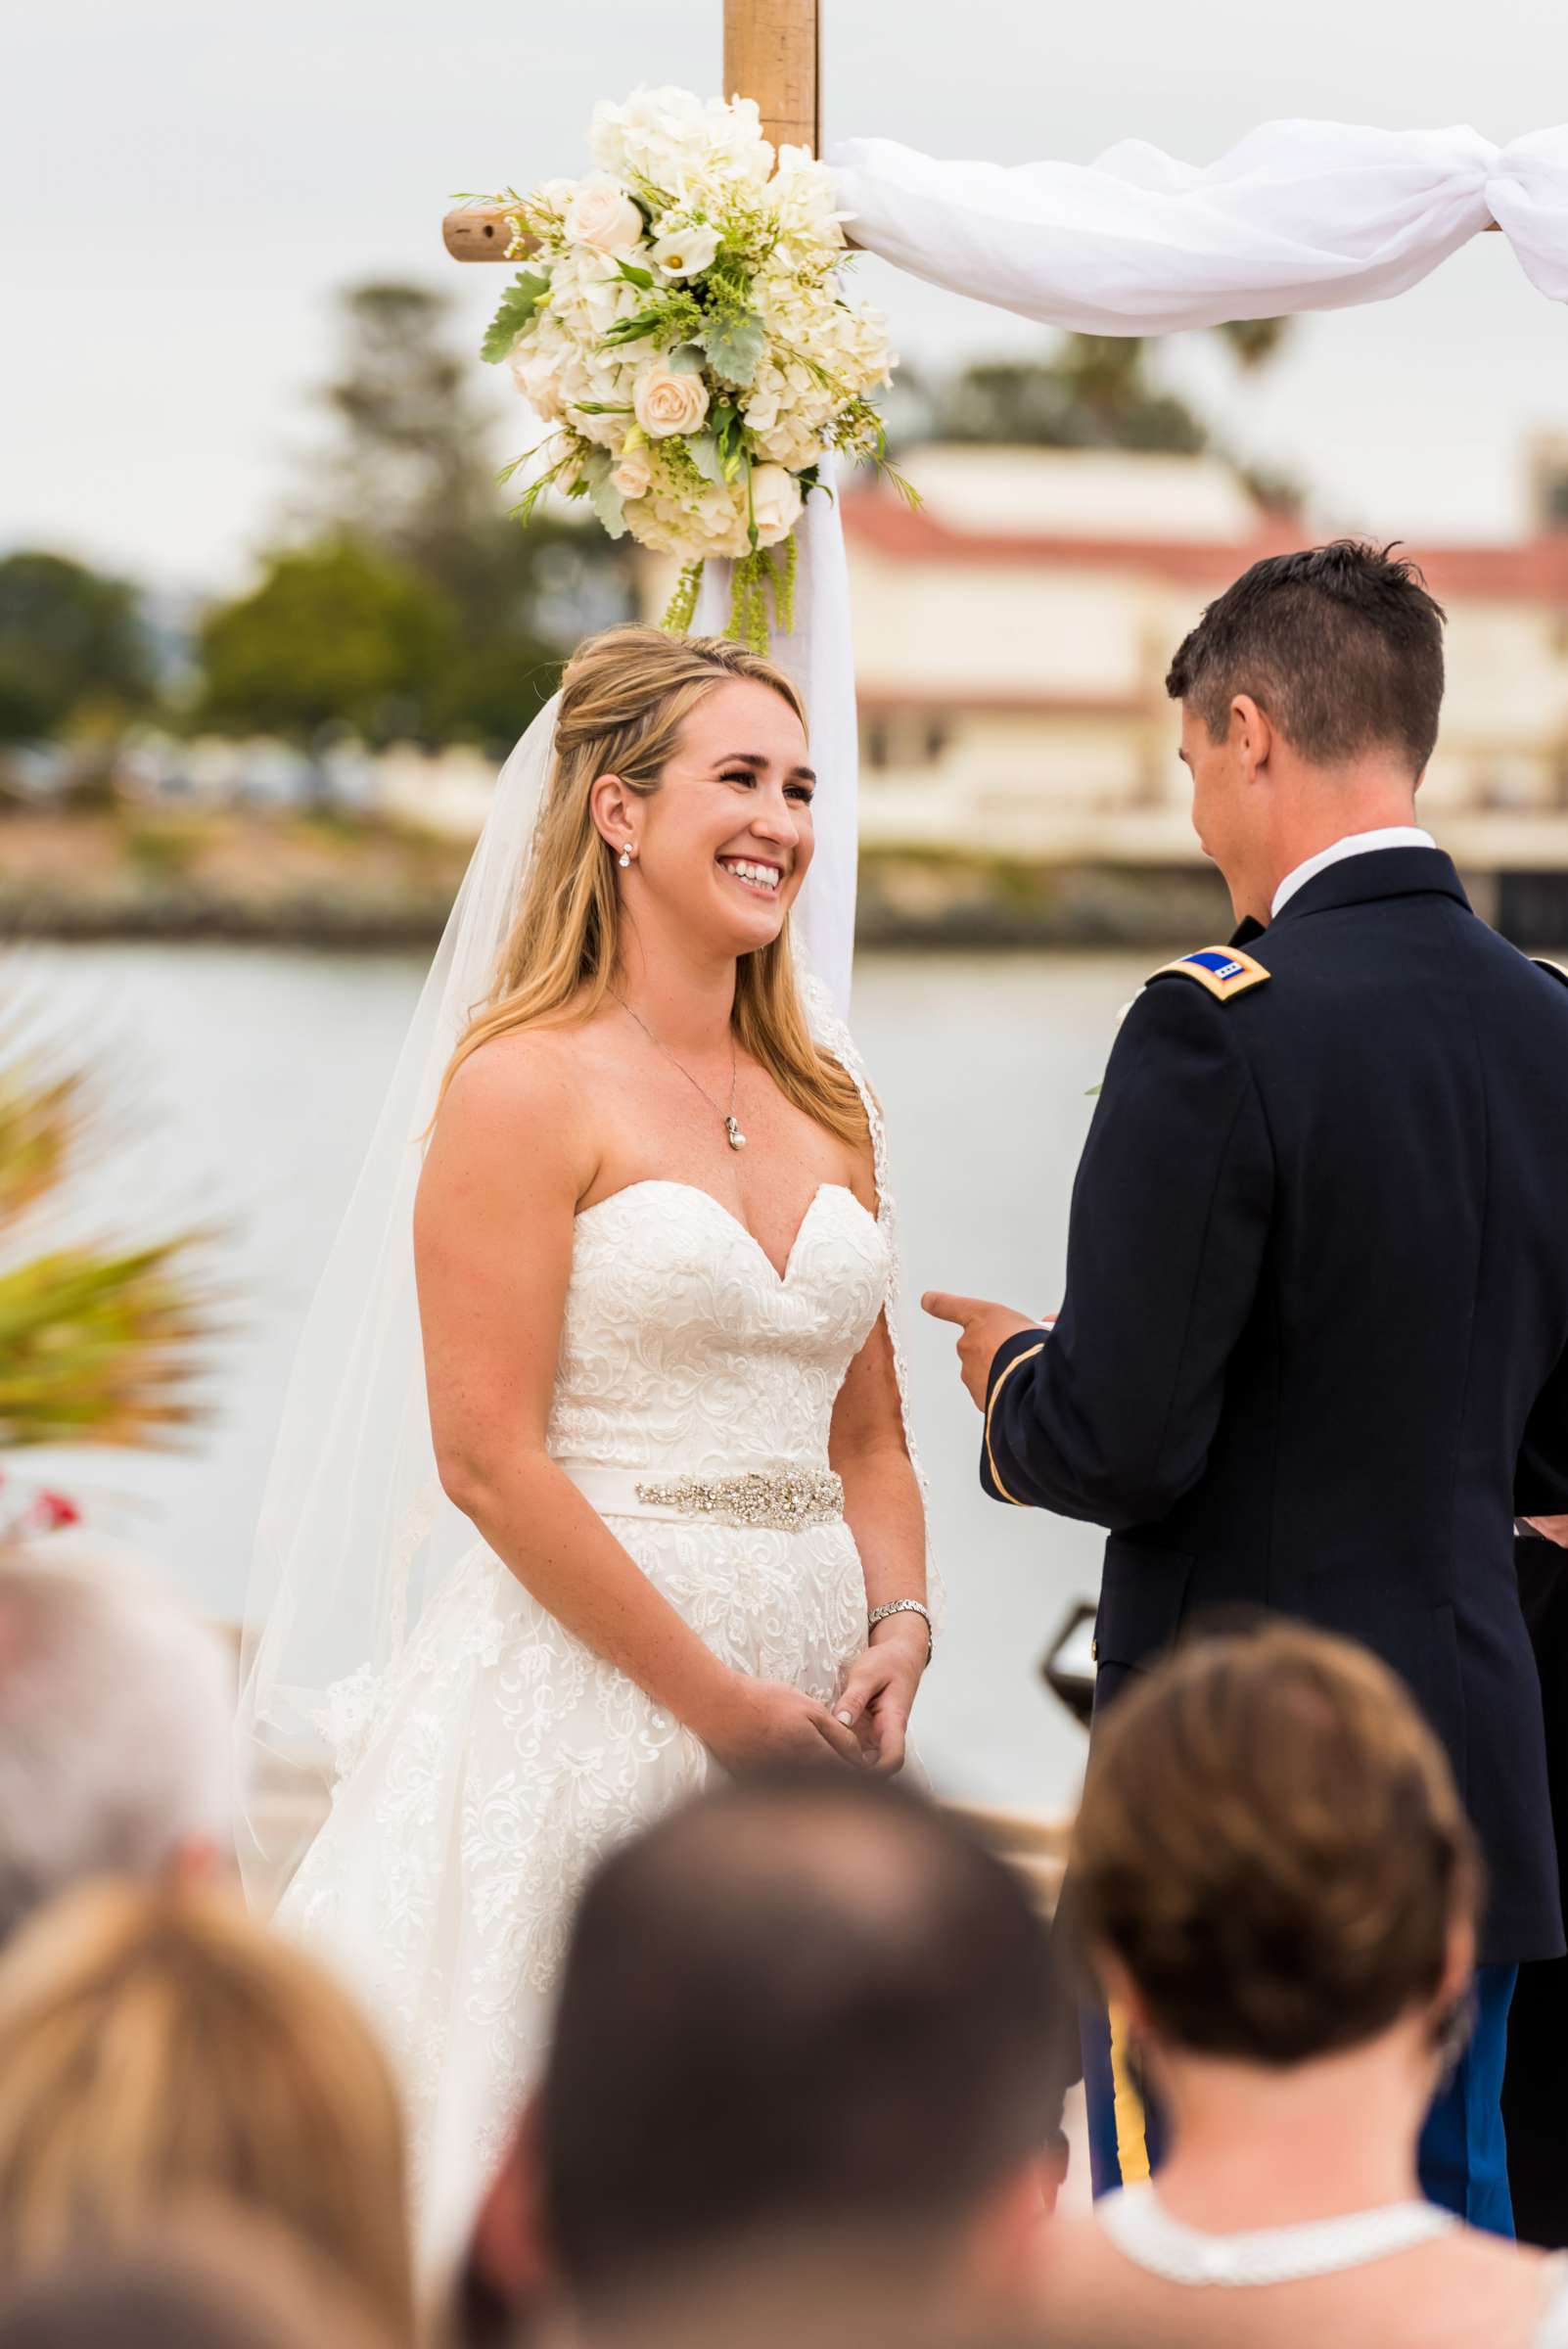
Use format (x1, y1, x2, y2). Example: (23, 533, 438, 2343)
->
(828, 120, 1568, 333)
(693, 455, 858, 1014)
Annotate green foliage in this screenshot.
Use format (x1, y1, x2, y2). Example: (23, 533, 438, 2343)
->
(480, 269, 551, 363)
(579, 453, 629, 541)
(117, 813, 208, 883)
(1215, 317, 1292, 371)
(0, 1017, 216, 1452)
(931, 322, 1297, 484)
(312, 283, 501, 557)
(661, 559, 705, 636)
(724, 545, 795, 656)
(601, 290, 705, 351)
(290, 278, 631, 748)
(938, 343, 1209, 454)
(0, 553, 155, 744)
(698, 309, 765, 389)
(195, 539, 456, 745)
(428, 630, 565, 744)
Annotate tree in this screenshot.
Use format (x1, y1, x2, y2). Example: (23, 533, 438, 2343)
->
(938, 341, 1208, 454)
(304, 282, 502, 589)
(0, 553, 155, 744)
(293, 280, 632, 742)
(195, 539, 456, 745)
(931, 318, 1296, 476)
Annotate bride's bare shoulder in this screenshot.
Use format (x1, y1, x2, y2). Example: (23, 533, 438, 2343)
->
(437, 1013, 606, 1127)
(426, 1021, 605, 1203)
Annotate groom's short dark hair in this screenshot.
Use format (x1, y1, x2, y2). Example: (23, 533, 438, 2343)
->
(536, 1771, 1069, 2300)
(1166, 539, 1447, 775)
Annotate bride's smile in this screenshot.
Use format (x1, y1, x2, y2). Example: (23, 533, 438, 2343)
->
(595, 675, 817, 957)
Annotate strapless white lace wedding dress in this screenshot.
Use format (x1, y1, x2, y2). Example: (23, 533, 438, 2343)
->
(276, 1175, 894, 2274)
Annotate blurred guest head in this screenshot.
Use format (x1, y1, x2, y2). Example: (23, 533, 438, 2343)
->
(0, 1880, 415, 2341)
(473, 1771, 1068, 2337)
(1165, 539, 1448, 924)
(1038, 1626, 1553, 2347)
(0, 1537, 232, 1944)
(1069, 1618, 1479, 2071)
(0, 2212, 394, 2349)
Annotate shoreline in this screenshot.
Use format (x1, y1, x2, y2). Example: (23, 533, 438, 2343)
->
(1, 808, 1238, 951)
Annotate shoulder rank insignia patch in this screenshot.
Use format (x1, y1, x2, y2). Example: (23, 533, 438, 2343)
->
(1150, 945, 1271, 1001)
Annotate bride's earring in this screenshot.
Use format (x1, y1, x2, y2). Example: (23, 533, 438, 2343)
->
(619, 844, 633, 869)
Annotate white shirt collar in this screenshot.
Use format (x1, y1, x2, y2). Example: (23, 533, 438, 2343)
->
(1269, 827, 1438, 920)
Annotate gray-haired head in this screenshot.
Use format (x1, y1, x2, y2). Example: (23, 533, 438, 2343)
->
(0, 1537, 233, 1944)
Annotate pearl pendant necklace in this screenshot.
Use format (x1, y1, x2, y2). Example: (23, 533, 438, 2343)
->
(614, 994, 747, 1152)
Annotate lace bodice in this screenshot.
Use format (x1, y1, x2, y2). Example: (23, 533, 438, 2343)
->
(545, 1179, 891, 1475)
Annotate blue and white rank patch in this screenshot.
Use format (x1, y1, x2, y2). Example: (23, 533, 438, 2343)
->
(1150, 944, 1271, 1002)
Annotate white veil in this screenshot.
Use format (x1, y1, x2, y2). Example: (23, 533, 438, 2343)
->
(237, 481, 928, 1907)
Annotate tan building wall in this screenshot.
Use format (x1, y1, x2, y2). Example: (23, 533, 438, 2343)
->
(642, 445, 1568, 872)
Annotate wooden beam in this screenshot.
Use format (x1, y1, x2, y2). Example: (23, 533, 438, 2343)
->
(443, 0, 821, 259)
(724, 0, 820, 155)
(442, 207, 530, 263)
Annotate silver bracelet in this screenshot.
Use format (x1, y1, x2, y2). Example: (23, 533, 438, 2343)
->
(868, 1598, 933, 1661)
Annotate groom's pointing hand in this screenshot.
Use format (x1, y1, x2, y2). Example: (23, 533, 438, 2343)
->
(922, 1293, 1044, 1412)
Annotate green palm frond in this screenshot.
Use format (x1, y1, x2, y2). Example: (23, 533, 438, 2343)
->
(0, 1067, 89, 1232)
(0, 998, 223, 1454)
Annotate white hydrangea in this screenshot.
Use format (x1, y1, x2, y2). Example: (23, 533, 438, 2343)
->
(490, 86, 899, 599)
(589, 85, 773, 198)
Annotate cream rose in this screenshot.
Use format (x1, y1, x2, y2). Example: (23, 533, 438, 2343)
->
(648, 222, 720, 279)
(749, 463, 805, 544)
(564, 177, 645, 253)
(632, 364, 710, 439)
(611, 447, 653, 498)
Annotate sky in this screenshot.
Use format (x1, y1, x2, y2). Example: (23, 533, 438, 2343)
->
(6, 0, 1567, 597)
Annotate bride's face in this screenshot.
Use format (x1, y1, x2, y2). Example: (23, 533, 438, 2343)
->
(620, 678, 816, 957)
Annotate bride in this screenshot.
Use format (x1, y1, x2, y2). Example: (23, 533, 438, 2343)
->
(238, 623, 930, 2275)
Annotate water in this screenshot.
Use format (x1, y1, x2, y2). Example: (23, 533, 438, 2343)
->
(12, 941, 1154, 1817)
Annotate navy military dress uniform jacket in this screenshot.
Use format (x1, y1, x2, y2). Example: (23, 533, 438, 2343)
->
(983, 846, 1568, 1965)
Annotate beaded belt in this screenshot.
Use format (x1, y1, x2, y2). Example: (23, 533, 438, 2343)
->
(561, 1461, 845, 1533)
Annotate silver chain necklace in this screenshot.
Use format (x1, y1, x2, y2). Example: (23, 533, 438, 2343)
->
(615, 995, 747, 1151)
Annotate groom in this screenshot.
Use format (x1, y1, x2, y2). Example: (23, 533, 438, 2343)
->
(926, 540, 1568, 2234)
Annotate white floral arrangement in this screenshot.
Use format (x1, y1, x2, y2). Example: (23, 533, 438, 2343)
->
(465, 86, 911, 649)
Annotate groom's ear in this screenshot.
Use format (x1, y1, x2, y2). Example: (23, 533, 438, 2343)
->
(1230, 694, 1274, 783)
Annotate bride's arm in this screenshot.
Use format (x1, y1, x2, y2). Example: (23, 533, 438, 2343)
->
(414, 1036, 861, 1773)
(829, 1275, 930, 1774)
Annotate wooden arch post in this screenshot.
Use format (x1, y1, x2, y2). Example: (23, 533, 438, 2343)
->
(442, 1, 821, 262)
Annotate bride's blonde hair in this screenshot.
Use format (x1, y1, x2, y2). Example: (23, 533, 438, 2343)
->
(437, 623, 866, 1146)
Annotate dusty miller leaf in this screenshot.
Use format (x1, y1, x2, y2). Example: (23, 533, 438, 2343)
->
(580, 451, 628, 541)
(481, 270, 551, 364)
(699, 310, 765, 389)
(686, 432, 725, 486)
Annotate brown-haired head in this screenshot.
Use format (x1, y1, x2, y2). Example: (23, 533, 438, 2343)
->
(434, 622, 864, 1150)
(1067, 1621, 1480, 2066)
(0, 1881, 415, 2341)
(1165, 539, 1447, 776)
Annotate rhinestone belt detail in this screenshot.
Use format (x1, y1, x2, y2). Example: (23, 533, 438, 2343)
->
(632, 1466, 845, 1532)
